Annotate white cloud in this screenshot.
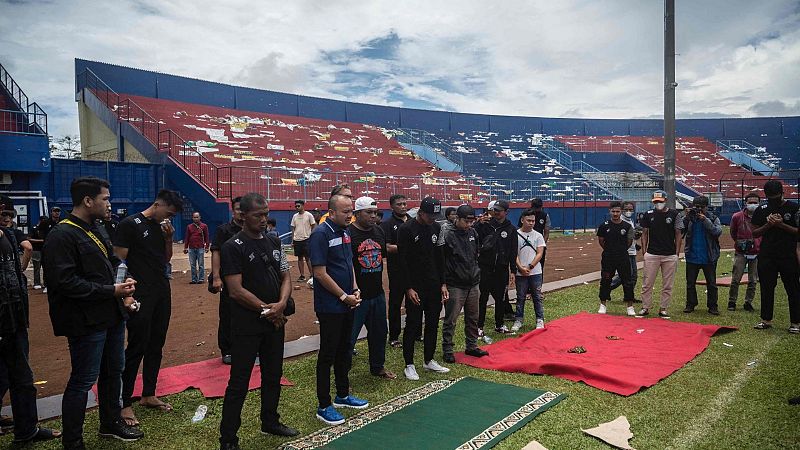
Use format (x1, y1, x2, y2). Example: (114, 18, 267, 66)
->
(0, 0, 798, 137)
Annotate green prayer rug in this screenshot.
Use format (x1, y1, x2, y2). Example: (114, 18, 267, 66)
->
(281, 377, 565, 450)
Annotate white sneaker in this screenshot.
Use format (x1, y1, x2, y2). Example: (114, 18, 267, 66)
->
(423, 360, 450, 373)
(42, 287, 47, 294)
(511, 320, 523, 332)
(536, 319, 545, 329)
(477, 328, 484, 337)
(626, 306, 636, 316)
(482, 334, 494, 344)
(404, 364, 419, 380)
(598, 304, 607, 314)
(33, 285, 42, 290)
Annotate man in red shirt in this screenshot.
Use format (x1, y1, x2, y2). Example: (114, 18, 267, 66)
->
(728, 193, 762, 311)
(184, 212, 210, 284)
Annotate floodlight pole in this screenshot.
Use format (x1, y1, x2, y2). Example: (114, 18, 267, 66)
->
(664, 0, 677, 208)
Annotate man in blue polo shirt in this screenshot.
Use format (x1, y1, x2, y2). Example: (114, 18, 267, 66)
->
(309, 194, 369, 426)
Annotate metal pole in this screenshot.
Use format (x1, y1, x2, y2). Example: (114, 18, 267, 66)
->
(664, 0, 677, 209)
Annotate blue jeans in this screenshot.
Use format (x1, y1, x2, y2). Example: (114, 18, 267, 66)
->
(515, 274, 544, 321)
(610, 255, 637, 291)
(62, 321, 126, 444)
(0, 328, 39, 440)
(349, 293, 388, 375)
(188, 248, 205, 283)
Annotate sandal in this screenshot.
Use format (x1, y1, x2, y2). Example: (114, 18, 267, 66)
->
(13, 426, 61, 443)
(389, 340, 402, 348)
(373, 369, 397, 379)
(788, 325, 800, 334)
(754, 321, 772, 330)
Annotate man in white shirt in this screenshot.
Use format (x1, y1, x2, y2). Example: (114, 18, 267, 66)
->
(291, 200, 316, 282)
(511, 208, 546, 332)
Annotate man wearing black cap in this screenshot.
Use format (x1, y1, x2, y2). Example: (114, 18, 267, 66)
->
(751, 180, 800, 333)
(396, 196, 449, 380)
(439, 205, 488, 363)
(680, 196, 723, 315)
(28, 206, 61, 291)
(475, 199, 518, 335)
(0, 198, 32, 272)
(0, 194, 61, 444)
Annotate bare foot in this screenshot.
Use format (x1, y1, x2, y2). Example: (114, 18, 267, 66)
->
(140, 396, 173, 412)
(121, 406, 139, 426)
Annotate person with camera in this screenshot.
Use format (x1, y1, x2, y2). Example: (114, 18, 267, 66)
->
(728, 193, 762, 312)
(751, 180, 800, 333)
(218, 193, 298, 450)
(680, 196, 723, 315)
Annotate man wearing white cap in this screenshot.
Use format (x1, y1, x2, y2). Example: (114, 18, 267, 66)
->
(347, 197, 395, 379)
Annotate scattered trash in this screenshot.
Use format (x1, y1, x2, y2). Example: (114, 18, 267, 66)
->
(314, 320, 320, 324)
(293, 285, 301, 290)
(195, 341, 205, 346)
(522, 439, 549, 450)
(298, 335, 310, 340)
(582, 416, 636, 450)
(554, 268, 565, 271)
(723, 342, 734, 348)
(606, 336, 623, 340)
(746, 360, 758, 366)
(635, 329, 645, 334)
(568, 346, 587, 354)
(33, 380, 47, 385)
(191, 405, 208, 423)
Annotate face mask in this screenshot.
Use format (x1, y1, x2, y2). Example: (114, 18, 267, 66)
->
(655, 203, 665, 211)
(746, 204, 758, 212)
(623, 211, 633, 218)
(767, 197, 782, 207)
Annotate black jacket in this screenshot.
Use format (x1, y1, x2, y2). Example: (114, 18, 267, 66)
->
(0, 227, 29, 335)
(439, 222, 480, 288)
(43, 215, 127, 337)
(475, 218, 518, 273)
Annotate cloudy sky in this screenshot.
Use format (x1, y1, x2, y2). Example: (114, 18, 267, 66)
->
(1, 0, 799, 137)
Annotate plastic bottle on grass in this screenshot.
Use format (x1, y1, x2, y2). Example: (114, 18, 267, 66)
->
(192, 405, 208, 423)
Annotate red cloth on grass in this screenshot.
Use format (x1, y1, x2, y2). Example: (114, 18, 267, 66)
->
(93, 357, 293, 399)
(457, 311, 735, 396)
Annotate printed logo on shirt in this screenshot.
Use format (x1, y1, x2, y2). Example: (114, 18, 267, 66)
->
(784, 213, 792, 221)
(665, 217, 672, 224)
(500, 231, 508, 238)
(134, 217, 142, 224)
(273, 250, 281, 261)
(328, 237, 343, 247)
(248, 252, 255, 262)
(343, 233, 351, 244)
(357, 239, 383, 273)
(414, 235, 420, 242)
(143, 230, 149, 238)
(393, 225, 398, 230)
(469, 235, 475, 241)
(431, 234, 438, 244)
(621, 228, 627, 235)
(234, 238, 243, 245)
(539, 219, 544, 224)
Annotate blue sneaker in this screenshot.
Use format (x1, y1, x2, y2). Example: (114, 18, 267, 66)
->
(333, 395, 369, 409)
(316, 405, 344, 425)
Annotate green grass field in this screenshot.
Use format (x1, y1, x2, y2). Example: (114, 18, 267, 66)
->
(5, 252, 799, 449)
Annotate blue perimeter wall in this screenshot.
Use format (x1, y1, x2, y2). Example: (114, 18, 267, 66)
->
(75, 59, 799, 140)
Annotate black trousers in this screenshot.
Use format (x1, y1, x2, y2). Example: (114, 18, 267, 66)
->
(403, 287, 442, 365)
(316, 311, 354, 408)
(599, 255, 634, 302)
(758, 256, 800, 323)
(387, 275, 405, 342)
(0, 328, 38, 440)
(219, 325, 285, 445)
(478, 268, 509, 329)
(218, 290, 232, 354)
(686, 262, 718, 310)
(122, 283, 172, 406)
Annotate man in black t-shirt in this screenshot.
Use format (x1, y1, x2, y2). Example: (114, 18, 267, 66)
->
(379, 194, 409, 347)
(347, 197, 395, 379)
(113, 190, 183, 426)
(751, 181, 800, 333)
(218, 193, 298, 446)
(639, 190, 682, 318)
(396, 197, 449, 380)
(597, 201, 635, 316)
(29, 206, 60, 290)
(210, 196, 243, 364)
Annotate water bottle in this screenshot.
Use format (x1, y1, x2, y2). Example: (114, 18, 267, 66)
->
(191, 404, 208, 423)
(115, 261, 128, 284)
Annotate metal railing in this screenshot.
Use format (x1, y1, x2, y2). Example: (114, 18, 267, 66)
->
(393, 128, 464, 169)
(0, 62, 47, 135)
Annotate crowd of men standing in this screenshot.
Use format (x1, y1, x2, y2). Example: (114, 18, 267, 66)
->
(0, 176, 799, 449)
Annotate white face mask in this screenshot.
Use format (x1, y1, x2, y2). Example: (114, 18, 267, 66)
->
(654, 203, 666, 211)
(623, 211, 633, 218)
(746, 203, 758, 212)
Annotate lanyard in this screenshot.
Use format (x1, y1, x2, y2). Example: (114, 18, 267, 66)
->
(61, 218, 109, 258)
